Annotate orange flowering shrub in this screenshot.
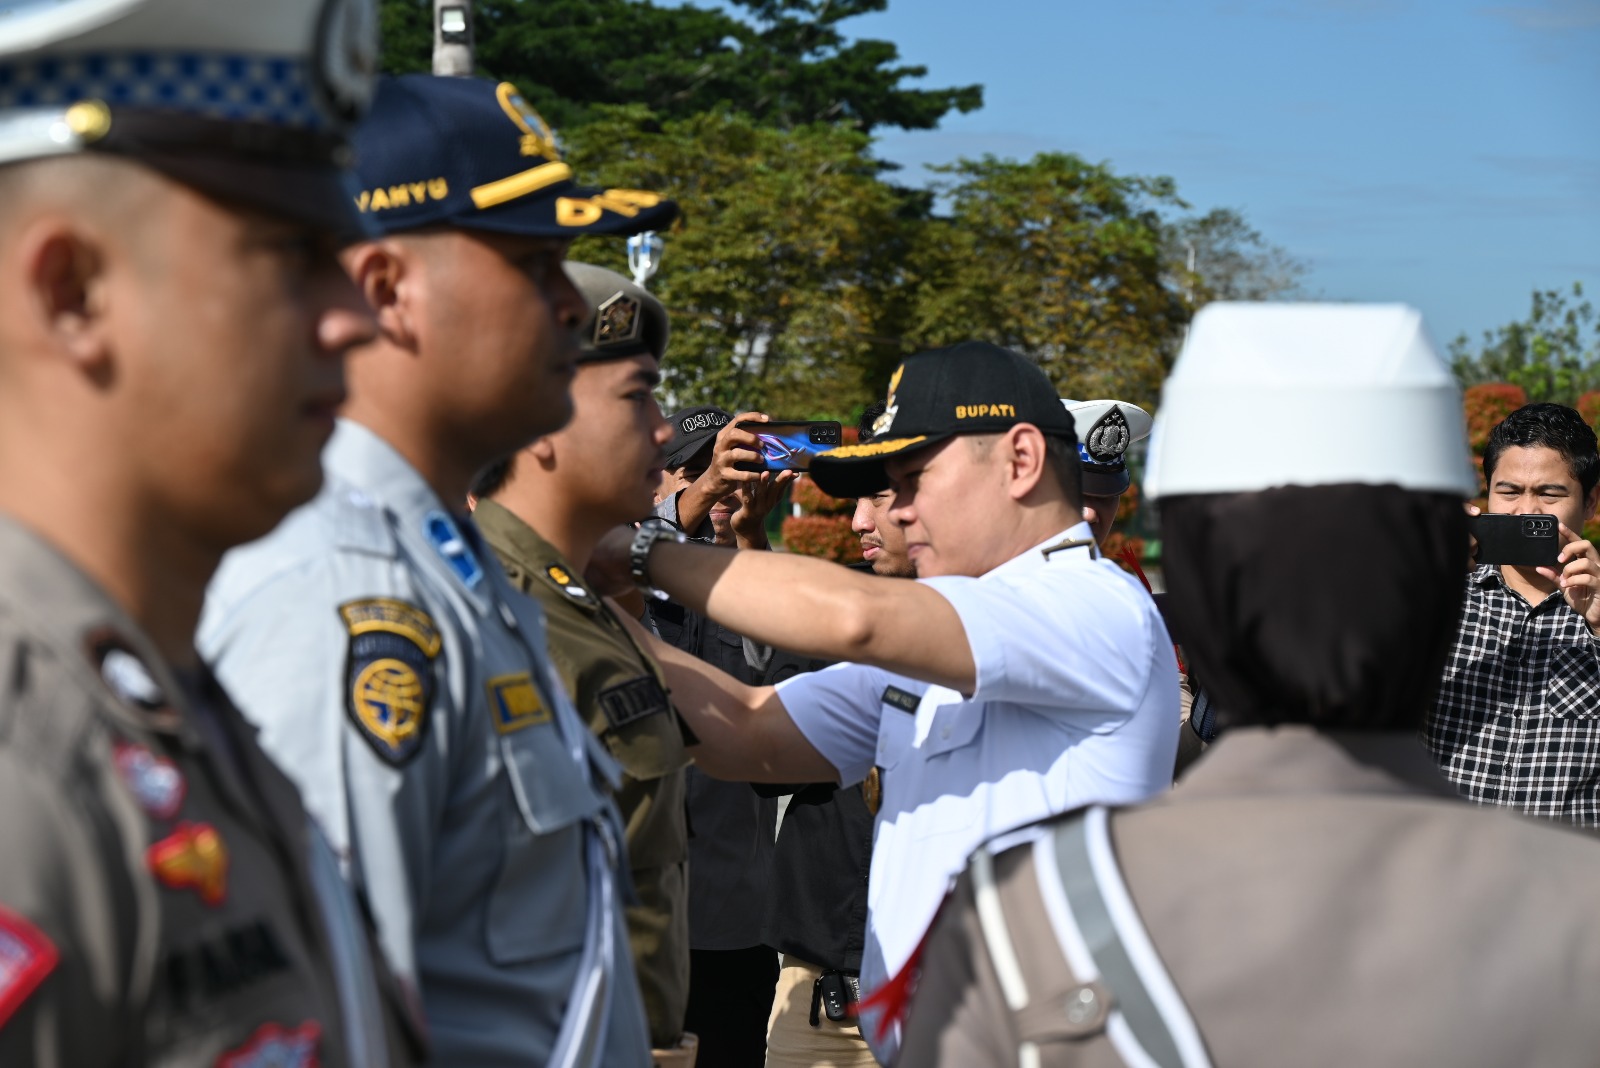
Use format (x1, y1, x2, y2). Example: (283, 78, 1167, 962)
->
(781, 514, 863, 564)
(1464, 383, 1527, 453)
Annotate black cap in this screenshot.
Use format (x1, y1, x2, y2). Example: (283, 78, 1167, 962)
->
(351, 75, 679, 239)
(810, 341, 1077, 498)
(565, 263, 670, 364)
(664, 406, 732, 470)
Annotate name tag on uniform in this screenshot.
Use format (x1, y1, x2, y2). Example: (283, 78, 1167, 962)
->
(487, 672, 550, 734)
(881, 685, 920, 714)
(599, 676, 670, 730)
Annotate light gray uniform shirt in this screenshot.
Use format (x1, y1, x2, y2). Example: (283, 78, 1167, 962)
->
(200, 420, 648, 1068)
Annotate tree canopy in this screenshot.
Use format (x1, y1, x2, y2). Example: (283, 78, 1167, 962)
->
(1451, 283, 1600, 406)
(379, 0, 982, 133)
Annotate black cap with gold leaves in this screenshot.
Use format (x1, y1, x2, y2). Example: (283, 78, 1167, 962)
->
(810, 341, 1077, 499)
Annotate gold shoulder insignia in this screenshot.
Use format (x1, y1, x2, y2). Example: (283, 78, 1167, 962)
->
(1042, 536, 1099, 560)
(543, 564, 596, 606)
(819, 435, 928, 460)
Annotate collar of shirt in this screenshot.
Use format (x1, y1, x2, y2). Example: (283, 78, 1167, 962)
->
(1167, 725, 1460, 803)
(473, 499, 604, 617)
(0, 514, 206, 747)
(977, 520, 1099, 582)
(1471, 563, 1569, 613)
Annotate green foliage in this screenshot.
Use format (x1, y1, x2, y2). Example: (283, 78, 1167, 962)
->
(1165, 207, 1305, 304)
(377, 0, 981, 134)
(563, 107, 905, 416)
(901, 154, 1192, 409)
(1451, 283, 1600, 406)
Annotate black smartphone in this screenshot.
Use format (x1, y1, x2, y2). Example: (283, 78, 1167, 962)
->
(1468, 512, 1561, 568)
(733, 420, 842, 472)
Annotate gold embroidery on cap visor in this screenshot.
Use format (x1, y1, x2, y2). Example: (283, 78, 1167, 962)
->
(495, 81, 561, 160)
(819, 435, 929, 459)
(469, 160, 574, 210)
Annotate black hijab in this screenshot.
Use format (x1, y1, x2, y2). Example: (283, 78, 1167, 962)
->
(1159, 484, 1467, 733)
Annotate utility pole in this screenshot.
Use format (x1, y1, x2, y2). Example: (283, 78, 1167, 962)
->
(433, 1, 473, 76)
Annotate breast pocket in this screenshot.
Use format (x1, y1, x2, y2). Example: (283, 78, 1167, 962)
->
(875, 706, 916, 771)
(485, 673, 604, 965)
(1542, 645, 1600, 719)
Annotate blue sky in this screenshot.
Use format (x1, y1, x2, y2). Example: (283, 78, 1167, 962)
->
(751, 0, 1600, 348)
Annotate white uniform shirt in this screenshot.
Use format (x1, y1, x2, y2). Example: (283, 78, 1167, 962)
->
(774, 524, 1178, 1051)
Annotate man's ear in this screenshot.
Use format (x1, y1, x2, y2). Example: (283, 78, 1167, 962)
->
(1004, 424, 1050, 500)
(342, 240, 416, 349)
(1585, 480, 1600, 522)
(21, 220, 114, 382)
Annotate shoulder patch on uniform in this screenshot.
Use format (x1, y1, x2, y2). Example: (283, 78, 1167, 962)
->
(542, 564, 596, 607)
(113, 741, 186, 820)
(340, 598, 439, 766)
(487, 672, 550, 734)
(598, 675, 670, 731)
(0, 905, 58, 1029)
(147, 821, 229, 906)
(881, 685, 920, 714)
(216, 1020, 321, 1068)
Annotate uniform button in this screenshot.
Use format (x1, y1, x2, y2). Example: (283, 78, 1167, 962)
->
(1065, 986, 1099, 1025)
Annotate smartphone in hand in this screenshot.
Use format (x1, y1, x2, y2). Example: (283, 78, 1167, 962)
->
(1468, 513, 1560, 568)
(733, 420, 842, 472)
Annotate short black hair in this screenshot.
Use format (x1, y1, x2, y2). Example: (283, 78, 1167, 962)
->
(471, 456, 514, 500)
(1483, 403, 1600, 497)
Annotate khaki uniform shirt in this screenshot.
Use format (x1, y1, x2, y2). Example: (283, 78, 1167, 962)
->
(0, 517, 411, 1068)
(476, 500, 692, 1048)
(902, 726, 1600, 1068)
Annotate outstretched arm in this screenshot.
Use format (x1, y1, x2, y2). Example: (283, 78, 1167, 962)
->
(614, 604, 840, 783)
(604, 533, 978, 695)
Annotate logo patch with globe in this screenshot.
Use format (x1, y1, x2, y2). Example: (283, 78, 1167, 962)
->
(338, 598, 441, 765)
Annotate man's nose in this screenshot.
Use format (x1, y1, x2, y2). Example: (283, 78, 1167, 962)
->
(851, 500, 874, 534)
(1082, 503, 1101, 528)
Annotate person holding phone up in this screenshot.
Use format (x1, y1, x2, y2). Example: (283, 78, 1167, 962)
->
(1424, 402, 1600, 825)
(594, 341, 1180, 1064)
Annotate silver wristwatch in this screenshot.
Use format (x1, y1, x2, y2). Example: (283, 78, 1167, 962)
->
(629, 519, 687, 598)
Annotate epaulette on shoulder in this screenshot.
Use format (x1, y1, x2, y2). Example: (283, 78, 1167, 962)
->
(0, 615, 106, 772)
(329, 486, 398, 559)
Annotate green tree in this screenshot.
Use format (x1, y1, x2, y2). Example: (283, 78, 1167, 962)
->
(1451, 283, 1600, 405)
(378, 0, 981, 134)
(1165, 206, 1305, 304)
(900, 153, 1192, 408)
(561, 106, 904, 416)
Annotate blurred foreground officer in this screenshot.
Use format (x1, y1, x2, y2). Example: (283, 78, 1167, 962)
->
(201, 76, 677, 1067)
(899, 304, 1600, 1068)
(600, 342, 1180, 1063)
(0, 1, 417, 1066)
(471, 264, 700, 1067)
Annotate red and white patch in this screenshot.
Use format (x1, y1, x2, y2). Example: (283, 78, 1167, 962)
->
(0, 905, 58, 1029)
(114, 742, 187, 820)
(216, 1020, 321, 1068)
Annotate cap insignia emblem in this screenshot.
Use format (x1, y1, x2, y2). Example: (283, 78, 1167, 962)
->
(1085, 407, 1131, 465)
(594, 292, 642, 347)
(872, 405, 898, 436)
(495, 82, 560, 160)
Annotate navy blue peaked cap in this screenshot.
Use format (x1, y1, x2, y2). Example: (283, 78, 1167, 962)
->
(350, 75, 678, 238)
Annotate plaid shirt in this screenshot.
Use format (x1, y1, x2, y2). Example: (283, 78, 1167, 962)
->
(1424, 565, 1600, 825)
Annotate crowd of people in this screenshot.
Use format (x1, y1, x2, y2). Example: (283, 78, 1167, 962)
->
(2, 2, 1599, 1068)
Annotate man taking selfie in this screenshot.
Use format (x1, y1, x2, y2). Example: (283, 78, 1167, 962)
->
(599, 340, 1180, 1061)
(1424, 402, 1600, 825)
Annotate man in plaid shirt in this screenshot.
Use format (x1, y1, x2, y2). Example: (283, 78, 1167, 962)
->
(1425, 403, 1600, 825)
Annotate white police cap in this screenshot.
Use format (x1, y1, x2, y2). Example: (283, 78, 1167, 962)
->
(1061, 398, 1152, 496)
(0, 0, 374, 231)
(1144, 302, 1476, 500)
